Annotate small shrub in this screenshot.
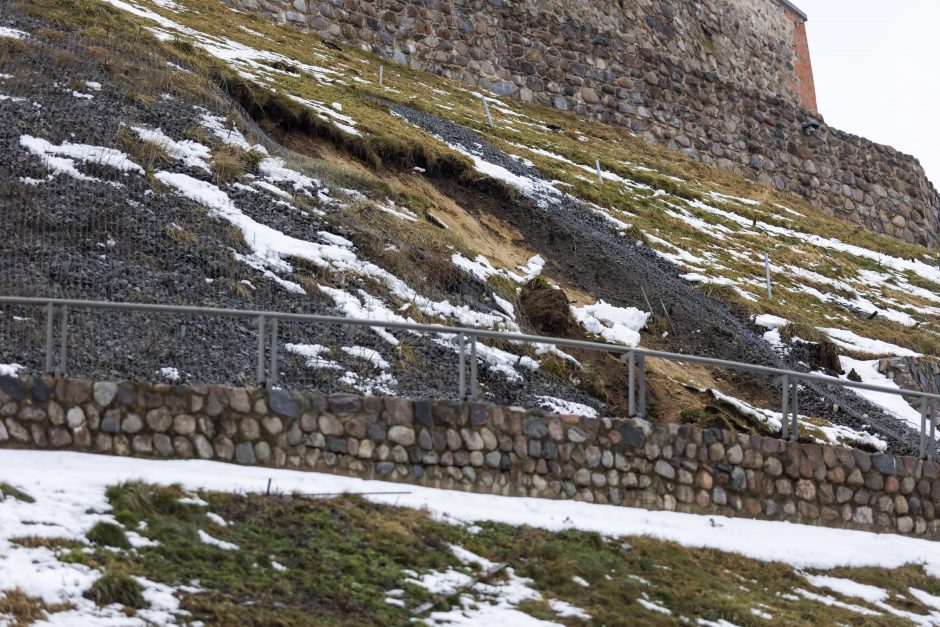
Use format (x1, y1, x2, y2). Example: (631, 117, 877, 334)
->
(85, 571, 145, 609)
(85, 521, 131, 549)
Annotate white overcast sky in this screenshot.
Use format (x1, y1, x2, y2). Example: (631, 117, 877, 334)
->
(798, 0, 940, 187)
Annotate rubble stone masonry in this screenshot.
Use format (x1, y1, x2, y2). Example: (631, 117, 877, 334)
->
(2, 375, 938, 539)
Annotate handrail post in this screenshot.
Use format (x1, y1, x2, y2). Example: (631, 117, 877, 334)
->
(44, 302, 55, 374)
(920, 397, 929, 459)
(457, 333, 466, 400)
(637, 354, 646, 419)
(256, 314, 266, 386)
(268, 317, 279, 388)
(790, 379, 799, 441)
(930, 401, 937, 463)
(469, 334, 478, 401)
(57, 305, 68, 378)
(780, 375, 790, 440)
(627, 350, 636, 417)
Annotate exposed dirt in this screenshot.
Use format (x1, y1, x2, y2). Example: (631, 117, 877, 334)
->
(389, 103, 922, 454)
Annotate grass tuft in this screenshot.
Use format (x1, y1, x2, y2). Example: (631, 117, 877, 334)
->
(85, 521, 131, 550)
(0, 483, 35, 503)
(779, 322, 828, 344)
(84, 571, 146, 609)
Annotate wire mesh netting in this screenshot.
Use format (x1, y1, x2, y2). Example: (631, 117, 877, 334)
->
(0, 8, 609, 416)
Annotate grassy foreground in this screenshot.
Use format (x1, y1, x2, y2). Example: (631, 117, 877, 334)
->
(5, 482, 938, 625)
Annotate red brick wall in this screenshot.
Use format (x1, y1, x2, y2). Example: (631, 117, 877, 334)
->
(783, 7, 819, 114)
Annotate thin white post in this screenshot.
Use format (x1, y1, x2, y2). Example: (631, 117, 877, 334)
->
(627, 351, 635, 417)
(764, 252, 772, 299)
(920, 397, 928, 459)
(481, 95, 493, 127)
(458, 333, 466, 400)
(595, 159, 603, 184)
(379, 64, 384, 88)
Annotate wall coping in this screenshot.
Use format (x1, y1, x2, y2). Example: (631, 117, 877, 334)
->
(773, 0, 808, 22)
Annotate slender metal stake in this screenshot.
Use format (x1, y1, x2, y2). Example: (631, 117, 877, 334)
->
(627, 350, 636, 417)
(920, 397, 929, 459)
(930, 401, 937, 462)
(256, 314, 266, 386)
(44, 302, 54, 374)
(595, 159, 603, 184)
(457, 333, 466, 400)
(469, 335, 478, 400)
(481, 95, 493, 127)
(637, 354, 646, 418)
(764, 252, 772, 299)
(268, 317, 279, 388)
(780, 375, 790, 439)
(57, 305, 68, 378)
(379, 64, 384, 87)
(790, 380, 799, 441)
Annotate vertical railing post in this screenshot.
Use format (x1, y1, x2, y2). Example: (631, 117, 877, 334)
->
(920, 397, 929, 459)
(457, 333, 466, 400)
(256, 314, 266, 386)
(790, 379, 799, 441)
(780, 375, 790, 440)
(930, 401, 937, 463)
(57, 305, 68, 378)
(627, 350, 636, 417)
(469, 335, 478, 401)
(637, 354, 646, 419)
(44, 302, 55, 374)
(268, 317, 278, 388)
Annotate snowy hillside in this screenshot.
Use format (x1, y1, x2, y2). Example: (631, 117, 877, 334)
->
(3, 450, 940, 625)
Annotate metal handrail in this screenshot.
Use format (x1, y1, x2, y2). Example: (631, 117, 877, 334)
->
(1, 295, 938, 459)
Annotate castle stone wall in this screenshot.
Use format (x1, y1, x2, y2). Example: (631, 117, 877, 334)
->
(228, 0, 940, 247)
(2, 375, 938, 539)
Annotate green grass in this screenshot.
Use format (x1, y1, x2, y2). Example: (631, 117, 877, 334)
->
(85, 522, 131, 550)
(29, 482, 938, 625)
(0, 483, 35, 504)
(84, 571, 145, 609)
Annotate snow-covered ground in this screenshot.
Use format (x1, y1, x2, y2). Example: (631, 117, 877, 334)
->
(2, 451, 940, 625)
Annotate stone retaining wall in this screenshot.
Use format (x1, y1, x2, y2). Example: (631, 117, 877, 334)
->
(223, 0, 940, 247)
(2, 375, 938, 538)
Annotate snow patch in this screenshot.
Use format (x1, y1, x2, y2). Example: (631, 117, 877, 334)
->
(571, 300, 649, 348)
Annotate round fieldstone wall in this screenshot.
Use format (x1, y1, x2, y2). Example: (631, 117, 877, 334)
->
(1, 374, 938, 539)
(224, 0, 940, 248)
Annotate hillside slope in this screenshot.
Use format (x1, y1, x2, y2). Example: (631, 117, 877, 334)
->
(0, 0, 938, 454)
(3, 450, 940, 626)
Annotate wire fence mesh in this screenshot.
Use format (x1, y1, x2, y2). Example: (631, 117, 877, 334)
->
(0, 15, 611, 412)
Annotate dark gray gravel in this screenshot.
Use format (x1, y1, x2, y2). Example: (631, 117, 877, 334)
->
(0, 14, 601, 413)
(391, 103, 923, 455)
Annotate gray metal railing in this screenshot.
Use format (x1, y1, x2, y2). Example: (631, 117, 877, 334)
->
(2, 296, 939, 460)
